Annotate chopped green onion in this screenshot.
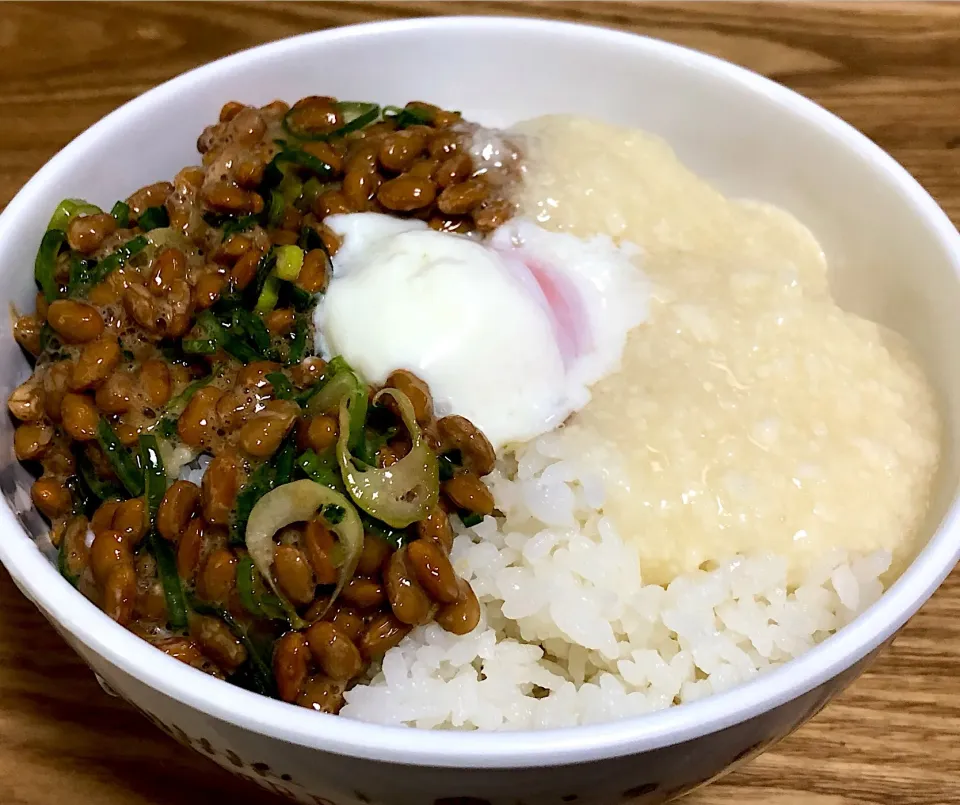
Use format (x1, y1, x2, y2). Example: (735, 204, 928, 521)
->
(254, 275, 280, 313)
(137, 434, 187, 630)
(57, 534, 79, 587)
(38, 322, 54, 350)
(322, 503, 345, 525)
(347, 388, 368, 457)
(282, 284, 315, 313)
(110, 201, 130, 228)
(34, 229, 66, 302)
(268, 175, 304, 226)
(180, 338, 218, 355)
(384, 104, 435, 129)
(66, 473, 98, 519)
(164, 370, 219, 416)
(66, 257, 98, 295)
(184, 310, 265, 364)
(359, 511, 409, 550)
(220, 214, 259, 237)
(96, 419, 144, 497)
(298, 224, 325, 253)
(222, 334, 261, 364)
(155, 417, 178, 439)
(296, 448, 343, 491)
(299, 177, 323, 210)
(255, 242, 312, 314)
(182, 311, 225, 356)
(266, 372, 294, 400)
(281, 174, 304, 203)
(438, 449, 462, 482)
(151, 532, 188, 630)
(356, 425, 396, 468)
(48, 198, 102, 231)
(286, 316, 308, 366)
(232, 465, 272, 546)
(69, 235, 149, 296)
(76, 449, 123, 501)
(230, 436, 297, 547)
(273, 436, 296, 488)
(138, 205, 169, 231)
(236, 554, 287, 621)
(139, 434, 167, 524)
(305, 367, 363, 421)
(274, 245, 304, 281)
(267, 190, 285, 227)
(244, 249, 277, 308)
(293, 355, 351, 406)
(188, 594, 275, 695)
(459, 511, 484, 528)
(231, 309, 271, 353)
(266, 149, 336, 186)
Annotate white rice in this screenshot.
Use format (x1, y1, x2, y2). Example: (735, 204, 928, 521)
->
(340, 432, 890, 730)
(178, 452, 210, 485)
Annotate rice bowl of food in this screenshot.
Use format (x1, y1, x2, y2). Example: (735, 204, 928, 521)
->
(0, 14, 958, 805)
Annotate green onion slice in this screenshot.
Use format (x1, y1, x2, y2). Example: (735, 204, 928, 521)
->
(139, 434, 167, 525)
(162, 369, 220, 417)
(221, 215, 259, 237)
(244, 249, 277, 309)
(336, 388, 439, 528)
(187, 595, 274, 695)
(138, 434, 188, 630)
(286, 316, 309, 366)
(296, 448, 343, 492)
(268, 149, 337, 183)
(34, 229, 66, 302)
(236, 554, 287, 621)
(151, 539, 189, 630)
(230, 435, 297, 547)
(69, 235, 149, 296)
(96, 419, 144, 497)
(57, 533, 80, 588)
(182, 311, 225, 355)
(231, 309, 271, 353)
(383, 104, 435, 129)
(48, 198, 102, 231)
(254, 275, 281, 314)
(265, 372, 294, 400)
(110, 201, 131, 228)
(274, 245, 304, 281)
(76, 449, 123, 501)
(282, 101, 380, 141)
(138, 205, 170, 231)
(306, 369, 360, 416)
(246, 479, 363, 622)
(299, 177, 323, 211)
(459, 511, 484, 528)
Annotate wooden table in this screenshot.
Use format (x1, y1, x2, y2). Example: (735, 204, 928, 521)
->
(1, 2, 959, 803)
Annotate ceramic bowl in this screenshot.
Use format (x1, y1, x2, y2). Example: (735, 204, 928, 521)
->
(1, 16, 959, 805)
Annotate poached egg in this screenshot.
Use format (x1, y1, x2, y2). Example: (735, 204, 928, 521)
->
(315, 213, 647, 450)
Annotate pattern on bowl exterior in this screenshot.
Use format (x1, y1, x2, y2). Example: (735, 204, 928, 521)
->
(0, 15, 959, 805)
(34, 611, 889, 805)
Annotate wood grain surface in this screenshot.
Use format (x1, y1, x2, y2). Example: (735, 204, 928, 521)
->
(1, 3, 959, 804)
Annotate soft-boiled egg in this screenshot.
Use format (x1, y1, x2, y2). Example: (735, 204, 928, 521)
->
(315, 213, 648, 450)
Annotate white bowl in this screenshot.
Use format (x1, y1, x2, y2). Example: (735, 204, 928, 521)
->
(1, 16, 959, 805)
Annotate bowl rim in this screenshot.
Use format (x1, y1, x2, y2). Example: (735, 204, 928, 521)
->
(1, 14, 959, 770)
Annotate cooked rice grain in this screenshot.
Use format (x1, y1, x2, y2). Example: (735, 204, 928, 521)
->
(341, 433, 888, 729)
